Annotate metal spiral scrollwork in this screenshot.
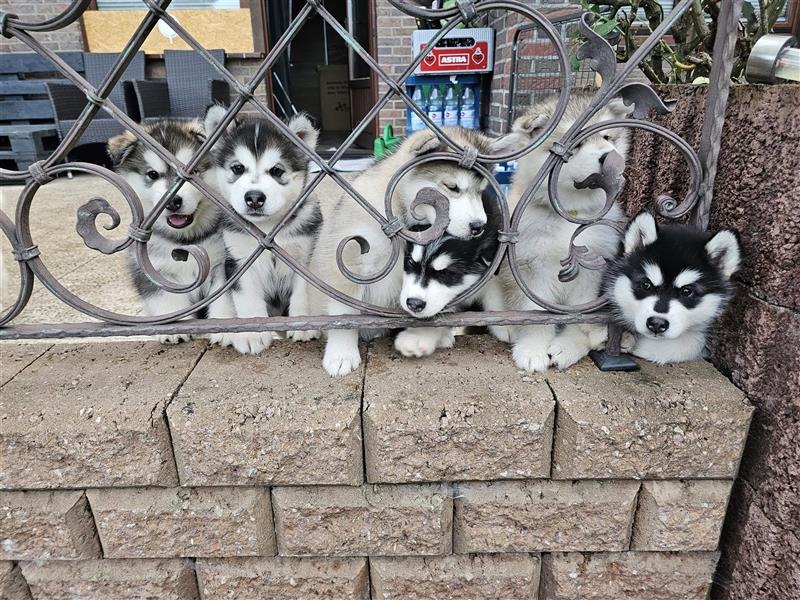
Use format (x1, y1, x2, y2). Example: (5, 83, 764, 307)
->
(0, 0, 735, 339)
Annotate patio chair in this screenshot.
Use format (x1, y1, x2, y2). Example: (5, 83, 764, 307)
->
(130, 49, 230, 122)
(45, 52, 145, 149)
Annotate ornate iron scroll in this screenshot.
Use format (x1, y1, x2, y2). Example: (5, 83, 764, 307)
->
(0, 0, 736, 339)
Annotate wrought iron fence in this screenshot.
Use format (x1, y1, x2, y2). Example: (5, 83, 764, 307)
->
(0, 0, 741, 355)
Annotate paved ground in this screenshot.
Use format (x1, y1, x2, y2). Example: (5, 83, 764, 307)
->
(0, 172, 355, 333)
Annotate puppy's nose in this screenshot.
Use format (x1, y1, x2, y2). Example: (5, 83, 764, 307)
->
(646, 316, 669, 334)
(599, 151, 610, 166)
(244, 191, 266, 209)
(165, 195, 182, 212)
(406, 298, 426, 313)
(469, 221, 485, 237)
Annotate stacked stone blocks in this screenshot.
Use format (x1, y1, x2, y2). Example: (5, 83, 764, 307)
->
(0, 336, 752, 599)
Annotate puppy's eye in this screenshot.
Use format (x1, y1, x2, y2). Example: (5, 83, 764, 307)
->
(270, 166, 285, 179)
(603, 134, 612, 141)
(680, 286, 695, 298)
(146, 170, 160, 181)
(230, 163, 245, 175)
(640, 279, 653, 291)
(443, 182, 460, 193)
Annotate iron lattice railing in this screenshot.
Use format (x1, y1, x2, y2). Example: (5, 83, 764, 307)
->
(0, 0, 741, 345)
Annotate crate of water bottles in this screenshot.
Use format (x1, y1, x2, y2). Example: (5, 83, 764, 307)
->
(406, 74, 481, 133)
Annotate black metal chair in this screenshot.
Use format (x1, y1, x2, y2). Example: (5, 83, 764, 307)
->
(130, 49, 230, 122)
(45, 52, 145, 149)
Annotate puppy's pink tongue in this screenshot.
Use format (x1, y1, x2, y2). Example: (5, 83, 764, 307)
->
(167, 214, 193, 229)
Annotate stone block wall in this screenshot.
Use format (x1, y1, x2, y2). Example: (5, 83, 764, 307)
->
(1, 336, 752, 599)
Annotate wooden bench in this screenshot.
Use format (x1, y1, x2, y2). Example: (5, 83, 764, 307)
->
(0, 52, 84, 172)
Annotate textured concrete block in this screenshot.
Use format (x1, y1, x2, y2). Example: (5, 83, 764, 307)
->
(453, 481, 638, 553)
(0, 344, 50, 387)
(0, 342, 206, 488)
(1, 561, 32, 600)
(86, 487, 274, 558)
(540, 552, 720, 600)
(370, 554, 540, 599)
(197, 557, 369, 599)
(631, 481, 732, 551)
(20, 559, 199, 600)
(167, 342, 363, 486)
(272, 484, 452, 556)
(363, 336, 554, 483)
(0, 492, 100, 560)
(550, 360, 753, 479)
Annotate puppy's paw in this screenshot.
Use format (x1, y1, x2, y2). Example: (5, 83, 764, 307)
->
(322, 348, 361, 377)
(394, 329, 455, 358)
(547, 338, 589, 370)
(437, 329, 456, 350)
(288, 329, 321, 342)
(489, 325, 512, 344)
(621, 331, 636, 353)
(158, 334, 191, 345)
(229, 332, 273, 355)
(207, 332, 232, 347)
(512, 342, 550, 373)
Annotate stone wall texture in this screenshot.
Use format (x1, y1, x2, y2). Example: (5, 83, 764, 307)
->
(0, 337, 751, 599)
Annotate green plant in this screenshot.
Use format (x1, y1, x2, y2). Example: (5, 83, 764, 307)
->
(572, 0, 789, 84)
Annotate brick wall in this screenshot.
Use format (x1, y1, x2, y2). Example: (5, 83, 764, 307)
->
(0, 0, 84, 54)
(1, 336, 752, 598)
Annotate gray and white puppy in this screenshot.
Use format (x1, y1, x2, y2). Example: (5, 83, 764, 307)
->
(204, 105, 322, 354)
(494, 94, 633, 372)
(108, 119, 233, 342)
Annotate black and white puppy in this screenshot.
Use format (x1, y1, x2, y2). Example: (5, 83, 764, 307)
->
(108, 120, 233, 343)
(204, 105, 322, 354)
(394, 191, 504, 357)
(603, 211, 741, 363)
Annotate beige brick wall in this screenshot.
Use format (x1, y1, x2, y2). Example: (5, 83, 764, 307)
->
(0, 336, 751, 599)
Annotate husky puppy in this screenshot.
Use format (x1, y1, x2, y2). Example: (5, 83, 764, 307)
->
(204, 105, 322, 354)
(308, 127, 521, 376)
(603, 211, 741, 363)
(395, 190, 503, 357)
(496, 94, 633, 372)
(108, 120, 233, 343)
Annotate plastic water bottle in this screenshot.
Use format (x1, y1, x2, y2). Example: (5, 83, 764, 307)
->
(409, 86, 426, 132)
(427, 86, 443, 129)
(460, 86, 477, 129)
(443, 85, 460, 127)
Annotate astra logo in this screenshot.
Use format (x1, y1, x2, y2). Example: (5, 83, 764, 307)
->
(440, 54, 468, 65)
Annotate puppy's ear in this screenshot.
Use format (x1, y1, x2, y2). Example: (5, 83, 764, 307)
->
(406, 129, 441, 156)
(107, 130, 138, 167)
(203, 103, 237, 137)
(186, 119, 207, 145)
(512, 111, 550, 136)
(606, 96, 635, 119)
(288, 112, 319, 150)
(623, 211, 658, 255)
(488, 130, 529, 154)
(705, 229, 741, 279)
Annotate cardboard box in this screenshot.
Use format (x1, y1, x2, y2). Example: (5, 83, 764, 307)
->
(318, 65, 352, 131)
(412, 28, 494, 74)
